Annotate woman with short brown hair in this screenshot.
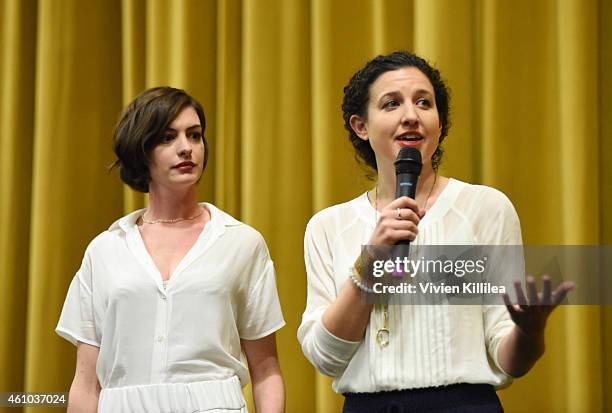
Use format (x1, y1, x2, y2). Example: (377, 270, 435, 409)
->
(57, 87, 285, 413)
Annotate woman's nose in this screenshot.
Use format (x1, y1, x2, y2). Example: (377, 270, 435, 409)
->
(401, 103, 419, 126)
(178, 147, 192, 157)
(176, 135, 193, 156)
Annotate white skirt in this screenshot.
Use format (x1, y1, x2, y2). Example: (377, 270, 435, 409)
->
(98, 376, 247, 413)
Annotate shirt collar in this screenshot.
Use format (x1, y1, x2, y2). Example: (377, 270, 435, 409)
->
(108, 202, 241, 234)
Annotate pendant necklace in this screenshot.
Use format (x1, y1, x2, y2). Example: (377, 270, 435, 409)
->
(374, 174, 437, 347)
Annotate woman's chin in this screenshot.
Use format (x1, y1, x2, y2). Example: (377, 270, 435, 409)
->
(150, 178, 199, 193)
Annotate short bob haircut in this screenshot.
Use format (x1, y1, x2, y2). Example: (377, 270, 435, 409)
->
(111, 86, 208, 193)
(342, 51, 451, 176)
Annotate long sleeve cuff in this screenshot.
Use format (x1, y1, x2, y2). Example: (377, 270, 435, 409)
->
(489, 322, 516, 383)
(307, 319, 361, 377)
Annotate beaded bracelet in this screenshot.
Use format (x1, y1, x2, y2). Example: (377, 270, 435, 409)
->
(349, 270, 375, 294)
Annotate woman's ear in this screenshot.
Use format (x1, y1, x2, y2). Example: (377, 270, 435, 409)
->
(349, 115, 368, 141)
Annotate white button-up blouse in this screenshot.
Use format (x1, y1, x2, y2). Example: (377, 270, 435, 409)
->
(56, 203, 285, 391)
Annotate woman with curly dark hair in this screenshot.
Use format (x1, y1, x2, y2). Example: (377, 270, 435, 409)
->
(298, 51, 573, 412)
(56, 87, 285, 413)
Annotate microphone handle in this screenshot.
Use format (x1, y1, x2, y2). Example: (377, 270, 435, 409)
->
(395, 172, 419, 246)
(395, 172, 419, 199)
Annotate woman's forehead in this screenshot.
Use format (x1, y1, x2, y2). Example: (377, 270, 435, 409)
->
(370, 67, 434, 98)
(168, 106, 201, 129)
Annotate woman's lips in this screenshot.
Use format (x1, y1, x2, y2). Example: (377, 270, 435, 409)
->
(173, 162, 196, 170)
(395, 137, 423, 147)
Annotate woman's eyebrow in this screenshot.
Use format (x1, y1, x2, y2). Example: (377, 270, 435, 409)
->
(376, 88, 433, 103)
(165, 124, 202, 132)
(376, 90, 401, 103)
(414, 88, 434, 96)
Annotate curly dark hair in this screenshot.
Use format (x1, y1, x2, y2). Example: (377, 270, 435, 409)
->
(110, 86, 208, 193)
(342, 51, 451, 176)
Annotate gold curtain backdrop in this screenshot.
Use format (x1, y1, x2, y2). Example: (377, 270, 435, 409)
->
(0, 0, 610, 412)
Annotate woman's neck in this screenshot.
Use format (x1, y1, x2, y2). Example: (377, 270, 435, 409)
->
(146, 184, 202, 220)
(370, 164, 438, 210)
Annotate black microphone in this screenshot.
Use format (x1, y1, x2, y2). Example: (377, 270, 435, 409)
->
(394, 147, 422, 246)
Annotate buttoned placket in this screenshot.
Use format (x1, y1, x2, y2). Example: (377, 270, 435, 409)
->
(124, 205, 222, 384)
(150, 280, 171, 383)
(125, 227, 174, 383)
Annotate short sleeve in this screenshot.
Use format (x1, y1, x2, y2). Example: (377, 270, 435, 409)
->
(236, 235, 285, 340)
(56, 251, 100, 347)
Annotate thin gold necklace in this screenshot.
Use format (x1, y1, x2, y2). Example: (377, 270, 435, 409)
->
(141, 207, 204, 224)
(374, 173, 437, 347)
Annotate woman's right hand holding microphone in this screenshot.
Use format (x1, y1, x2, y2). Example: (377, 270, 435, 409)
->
(367, 196, 425, 246)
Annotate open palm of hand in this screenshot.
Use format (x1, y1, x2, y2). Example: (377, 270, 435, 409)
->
(502, 275, 576, 337)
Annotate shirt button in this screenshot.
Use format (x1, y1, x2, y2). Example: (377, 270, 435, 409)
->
(157, 336, 164, 342)
(161, 295, 167, 300)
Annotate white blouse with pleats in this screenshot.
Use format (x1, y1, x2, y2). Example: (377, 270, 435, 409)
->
(298, 178, 522, 394)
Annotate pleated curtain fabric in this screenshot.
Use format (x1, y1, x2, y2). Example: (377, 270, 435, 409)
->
(0, 1, 610, 412)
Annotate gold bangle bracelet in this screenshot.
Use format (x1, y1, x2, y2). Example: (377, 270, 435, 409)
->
(353, 248, 375, 279)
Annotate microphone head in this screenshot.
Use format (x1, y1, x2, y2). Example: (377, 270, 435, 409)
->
(394, 147, 422, 175)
